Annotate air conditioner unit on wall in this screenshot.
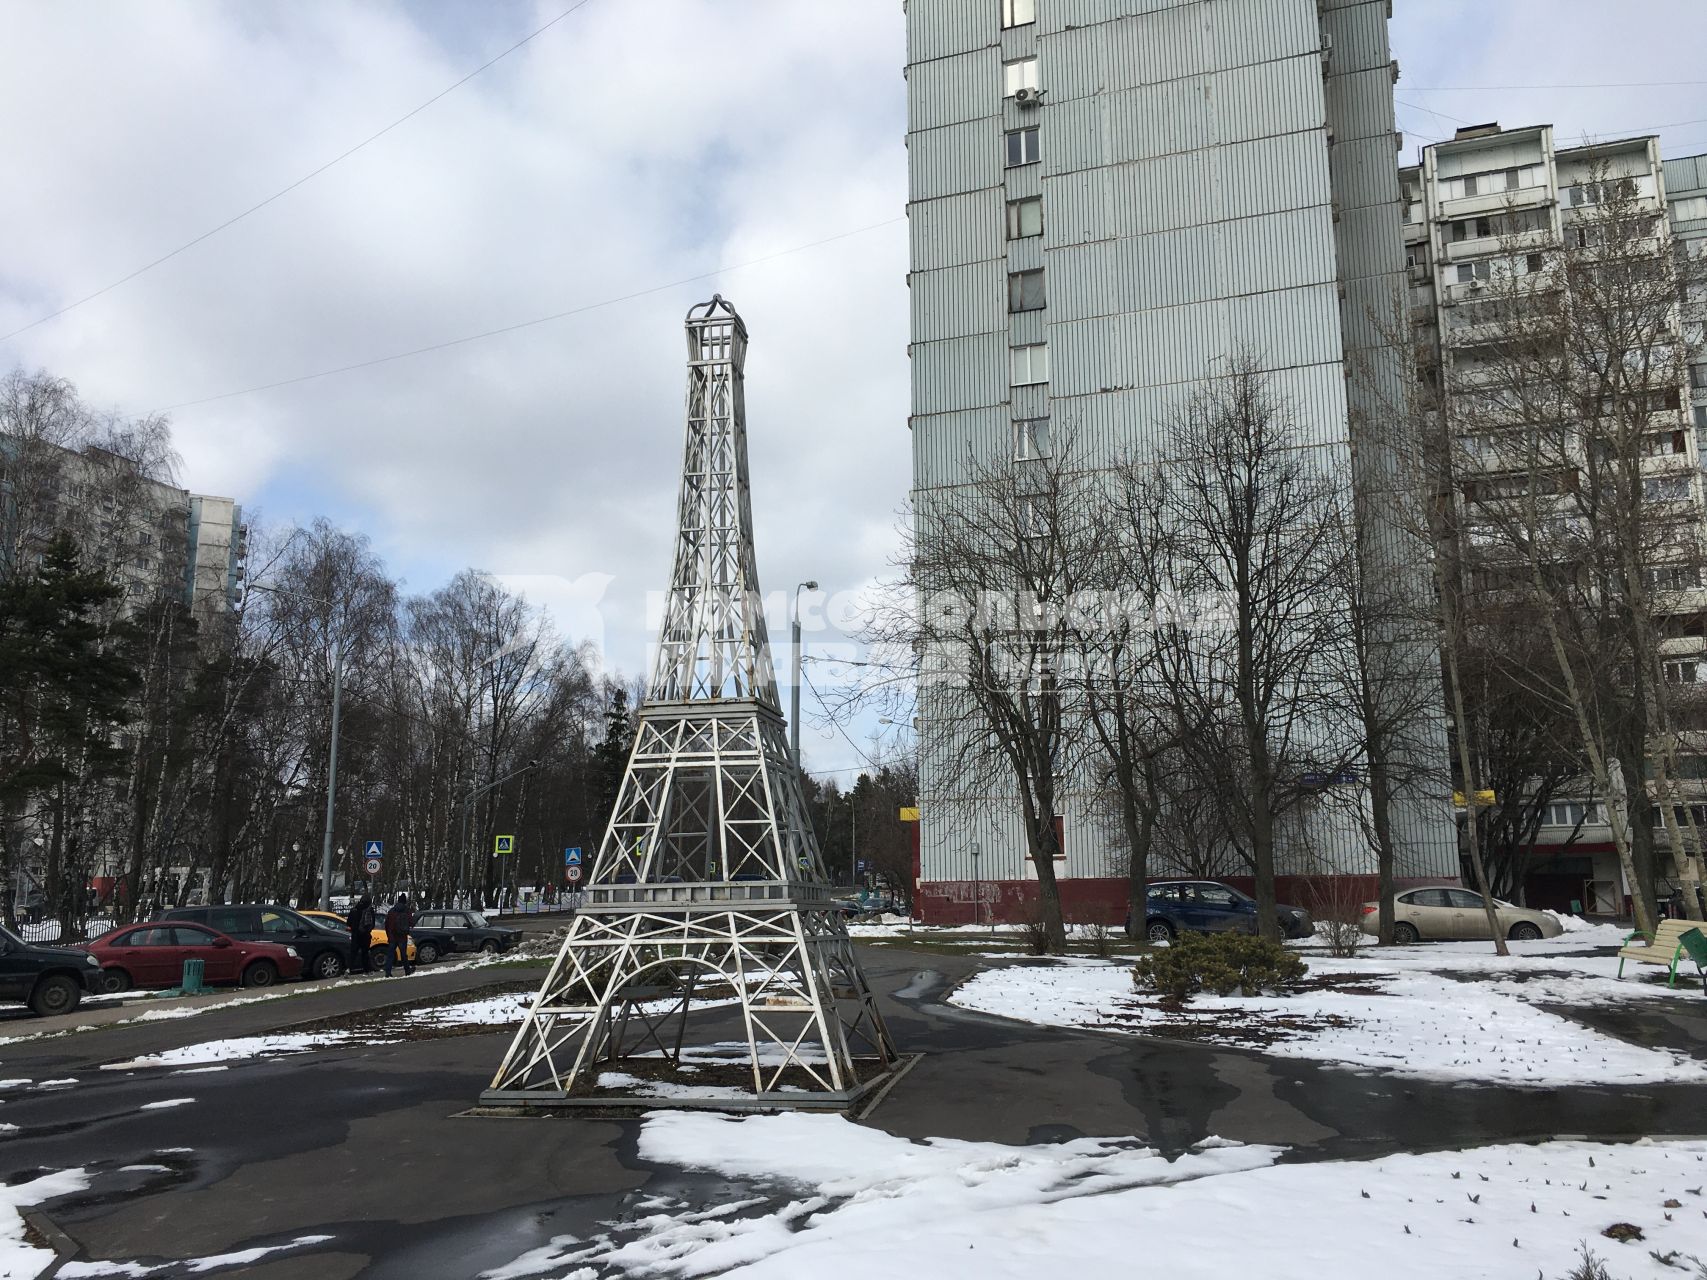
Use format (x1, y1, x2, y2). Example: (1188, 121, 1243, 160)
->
(1015, 86, 1043, 108)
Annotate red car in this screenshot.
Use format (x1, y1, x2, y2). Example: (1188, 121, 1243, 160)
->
(83, 922, 304, 993)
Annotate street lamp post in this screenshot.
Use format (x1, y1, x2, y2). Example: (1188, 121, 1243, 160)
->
(790, 580, 818, 771)
(319, 638, 344, 911)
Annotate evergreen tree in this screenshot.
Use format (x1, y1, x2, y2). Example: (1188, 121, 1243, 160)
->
(591, 688, 633, 830)
(0, 533, 137, 806)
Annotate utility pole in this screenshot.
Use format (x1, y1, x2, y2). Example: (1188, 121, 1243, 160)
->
(791, 580, 818, 771)
(319, 638, 344, 911)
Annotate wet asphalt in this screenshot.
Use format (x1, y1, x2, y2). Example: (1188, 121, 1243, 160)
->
(1, 941, 1705, 1277)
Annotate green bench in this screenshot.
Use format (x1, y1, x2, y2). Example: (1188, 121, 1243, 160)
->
(1617, 919, 1707, 991)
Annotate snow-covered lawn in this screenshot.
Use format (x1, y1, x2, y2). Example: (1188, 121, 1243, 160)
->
(950, 931, 1707, 1087)
(476, 1113, 1707, 1280)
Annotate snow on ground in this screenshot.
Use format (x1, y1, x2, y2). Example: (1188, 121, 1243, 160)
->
(57, 1233, 334, 1278)
(480, 1113, 1707, 1280)
(950, 936, 1707, 1086)
(0, 1167, 88, 1279)
(102, 1032, 368, 1070)
(138, 1098, 195, 1111)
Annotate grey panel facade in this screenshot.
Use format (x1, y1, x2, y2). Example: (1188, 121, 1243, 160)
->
(906, 0, 1459, 912)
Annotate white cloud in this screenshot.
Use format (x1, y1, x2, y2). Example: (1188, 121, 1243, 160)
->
(0, 0, 908, 773)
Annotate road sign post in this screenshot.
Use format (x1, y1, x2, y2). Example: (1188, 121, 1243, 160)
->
(363, 840, 383, 880)
(566, 865, 583, 885)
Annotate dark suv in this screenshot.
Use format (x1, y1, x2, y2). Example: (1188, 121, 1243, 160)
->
(0, 926, 101, 1015)
(161, 904, 352, 980)
(1132, 880, 1313, 943)
(408, 910, 522, 964)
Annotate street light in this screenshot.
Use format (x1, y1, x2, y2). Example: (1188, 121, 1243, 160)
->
(790, 580, 819, 771)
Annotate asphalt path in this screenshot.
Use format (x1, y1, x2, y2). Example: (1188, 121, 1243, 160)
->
(2, 942, 1705, 1278)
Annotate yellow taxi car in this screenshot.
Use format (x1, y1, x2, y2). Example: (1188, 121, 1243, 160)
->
(300, 909, 418, 967)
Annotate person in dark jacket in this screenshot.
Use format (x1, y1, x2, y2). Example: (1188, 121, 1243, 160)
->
(383, 894, 414, 977)
(348, 893, 375, 974)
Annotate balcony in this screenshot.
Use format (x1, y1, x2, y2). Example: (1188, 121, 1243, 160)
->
(1438, 185, 1553, 222)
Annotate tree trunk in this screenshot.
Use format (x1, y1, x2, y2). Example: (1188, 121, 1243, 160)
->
(1368, 753, 1398, 947)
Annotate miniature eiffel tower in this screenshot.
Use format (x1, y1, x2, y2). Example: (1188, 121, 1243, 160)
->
(483, 296, 896, 1110)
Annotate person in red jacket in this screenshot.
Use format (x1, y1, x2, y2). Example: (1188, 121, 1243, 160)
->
(383, 895, 414, 977)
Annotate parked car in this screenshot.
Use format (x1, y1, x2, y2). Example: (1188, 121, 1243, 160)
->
(1131, 880, 1313, 943)
(299, 909, 417, 968)
(83, 922, 302, 992)
(408, 910, 523, 964)
(1359, 887, 1564, 944)
(0, 926, 101, 1015)
(160, 904, 352, 979)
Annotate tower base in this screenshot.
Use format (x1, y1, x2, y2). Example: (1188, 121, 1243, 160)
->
(485, 895, 896, 1106)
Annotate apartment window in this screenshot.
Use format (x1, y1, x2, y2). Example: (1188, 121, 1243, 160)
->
(1692, 365, 1707, 391)
(1525, 252, 1545, 274)
(1649, 565, 1704, 592)
(1014, 418, 1052, 460)
(1008, 268, 1046, 312)
(1001, 0, 1036, 28)
(1644, 475, 1692, 502)
(1675, 196, 1707, 222)
(1005, 127, 1040, 167)
(1695, 405, 1707, 430)
(1006, 196, 1043, 240)
(1455, 261, 1492, 285)
(1544, 801, 1599, 827)
(1010, 343, 1049, 385)
(1003, 57, 1039, 97)
(1666, 661, 1701, 685)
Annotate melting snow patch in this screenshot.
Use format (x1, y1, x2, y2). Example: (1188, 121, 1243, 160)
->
(139, 1098, 195, 1111)
(490, 1117, 1707, 1280)
(951, 957, 1707, 1086)
(0, 1167, 88, 1278)
(60, 1233, 334, 1278)
(102, 1032, 360, 1070)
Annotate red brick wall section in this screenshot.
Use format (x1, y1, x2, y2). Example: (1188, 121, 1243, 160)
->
(915, 875, 1463, 927)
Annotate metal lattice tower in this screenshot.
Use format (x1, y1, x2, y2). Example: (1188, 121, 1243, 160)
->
(484, 297, 896, 1110)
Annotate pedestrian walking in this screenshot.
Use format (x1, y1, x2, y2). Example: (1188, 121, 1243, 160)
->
(348, 892, 375, 974)
(383, 894, 415, 977)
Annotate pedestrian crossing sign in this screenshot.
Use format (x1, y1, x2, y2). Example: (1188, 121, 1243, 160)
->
(494, 834, 514, 856)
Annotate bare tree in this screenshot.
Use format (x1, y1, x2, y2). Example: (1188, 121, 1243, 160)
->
(1139, 357, 1355, 941)
(890, 439, 1109, 952)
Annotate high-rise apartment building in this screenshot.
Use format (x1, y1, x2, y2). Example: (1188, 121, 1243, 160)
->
(1401, 126, 1707, 913)
(904, 0, 1458, 922)
(0, 436, 245, 630)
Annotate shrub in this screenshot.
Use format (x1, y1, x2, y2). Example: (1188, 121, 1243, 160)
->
(1020, 900, 1051, 955)
(1079, 921, 1116, 959)
(1307, 879, 1370, 958)
(1131, 931, 1307, 1001)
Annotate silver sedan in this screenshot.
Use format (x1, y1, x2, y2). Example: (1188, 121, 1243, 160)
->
(1359, 887, 1565, 944)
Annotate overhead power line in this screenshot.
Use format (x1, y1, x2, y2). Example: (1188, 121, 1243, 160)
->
(1404, 81, 1707, 93)
(1, 0, 600, 343)
(157, 216, 905, 411)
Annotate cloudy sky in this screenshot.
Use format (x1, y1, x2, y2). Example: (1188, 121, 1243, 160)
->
(2, 0, 1705, 780)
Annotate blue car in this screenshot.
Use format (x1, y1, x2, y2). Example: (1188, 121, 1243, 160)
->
(1131, 880, 1312, 943)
